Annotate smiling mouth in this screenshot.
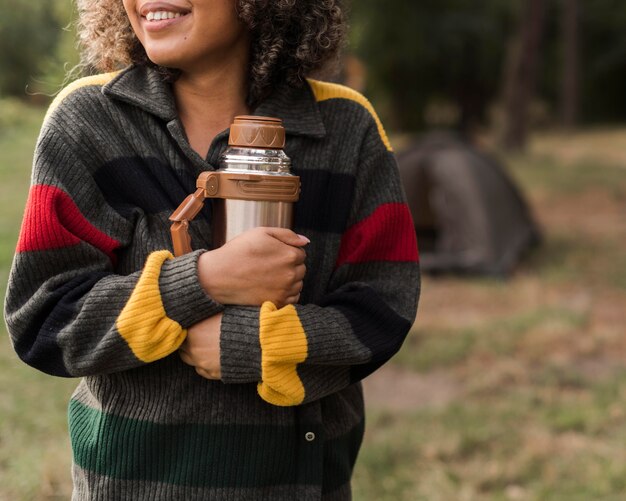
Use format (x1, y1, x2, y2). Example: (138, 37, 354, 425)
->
(144, 10, 188, 21)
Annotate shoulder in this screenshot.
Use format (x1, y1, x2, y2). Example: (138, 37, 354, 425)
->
(43, 71, 121, 125)
(34, 72, 124, 181)
(306, 79, 392, 152)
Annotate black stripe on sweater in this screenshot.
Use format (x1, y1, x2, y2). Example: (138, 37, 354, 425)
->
(322, 417, 365, 494)
(13, 272, 110, 377)
(93, 156, 209, 219)
(94, 157, 354, 234)
(320, 284, 412, 384)
(294, 169, 354, 234)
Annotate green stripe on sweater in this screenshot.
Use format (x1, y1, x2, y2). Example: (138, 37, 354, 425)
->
(323, 417, 366, 494)
(69, 400, 327, 487)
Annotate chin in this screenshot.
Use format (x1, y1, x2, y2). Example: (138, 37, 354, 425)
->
(142, 46, 185, 70)
(146, 55, 179, 69)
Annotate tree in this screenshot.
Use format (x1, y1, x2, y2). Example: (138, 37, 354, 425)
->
(0, 0, 78, 99)
(500, 0, 546, 151)
(350, 0, 516, 132)
(560, 0, 579, 128)
(349, 0, 626, 133)
(577, 0, 626, 123)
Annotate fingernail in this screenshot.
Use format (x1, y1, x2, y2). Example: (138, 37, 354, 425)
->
(298, 234, 311, 244)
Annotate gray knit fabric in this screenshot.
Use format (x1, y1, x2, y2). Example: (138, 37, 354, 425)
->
(5, 65, 420, 500)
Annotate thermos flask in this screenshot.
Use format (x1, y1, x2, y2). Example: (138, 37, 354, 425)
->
(169, 116, 300, 256)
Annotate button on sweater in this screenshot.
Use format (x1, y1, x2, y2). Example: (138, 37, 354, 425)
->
(5, 65, 420, 500)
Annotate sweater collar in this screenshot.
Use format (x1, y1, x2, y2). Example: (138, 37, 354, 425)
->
(103, 65, 326, 139)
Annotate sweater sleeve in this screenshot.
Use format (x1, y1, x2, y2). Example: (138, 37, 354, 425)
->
(4, 112, 222, 378)
(219, 119, 420, 406)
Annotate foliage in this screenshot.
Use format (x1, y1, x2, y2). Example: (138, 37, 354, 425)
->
(0, 0, 79, 99)
(578, 0, 626, 122)
(349, 0, 518, 131)
(350, 0, 626, 132)
(2, 0, 626, 129)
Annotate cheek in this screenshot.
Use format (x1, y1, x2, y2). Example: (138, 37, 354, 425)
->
(122, 0, 142, 38)
(122, 0, 134, 20)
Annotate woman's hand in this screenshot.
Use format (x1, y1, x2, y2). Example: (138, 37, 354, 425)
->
(198, 227, 308, 308)
(179, 313, 223, 380)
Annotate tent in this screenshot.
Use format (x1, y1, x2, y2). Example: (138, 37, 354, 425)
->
(397, 133, 541, 276)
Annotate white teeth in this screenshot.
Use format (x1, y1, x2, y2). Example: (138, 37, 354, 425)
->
(146, 11, 182, 21)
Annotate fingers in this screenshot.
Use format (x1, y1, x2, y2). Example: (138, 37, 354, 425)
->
(199, 227, 309, 307)
(263, 227, 310, 248)
(282, 294, 301, 307)
(179, 347, 193, 366)
(287, 272, 304, 294)
(180, 351, 221, 380)
(196, 366, 221, 380)
(294, 263, 306, 281)
(288, 246, 307, 266)
(283, 272, 305, 306)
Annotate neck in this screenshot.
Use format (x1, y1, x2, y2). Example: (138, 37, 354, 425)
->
(173, 56, 250, 159)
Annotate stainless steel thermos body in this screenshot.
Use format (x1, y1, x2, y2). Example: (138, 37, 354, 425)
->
(212, 146, 296, 247)
(168, 116, 301, 257)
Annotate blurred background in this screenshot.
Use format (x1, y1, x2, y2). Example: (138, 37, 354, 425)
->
(1, 0, 626, 499)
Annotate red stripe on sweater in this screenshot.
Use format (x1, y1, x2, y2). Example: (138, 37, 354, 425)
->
(336, 203, 419, 267)
(16, 184, 120, 263)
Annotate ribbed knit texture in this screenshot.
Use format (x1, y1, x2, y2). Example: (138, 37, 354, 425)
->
(4, 65, 420, 500)
(258, 302, 308, 406)
(308, 79, 393, 152)
(116, 250, 187, 362)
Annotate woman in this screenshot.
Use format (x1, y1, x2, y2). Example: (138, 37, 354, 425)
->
(5, 1, 420, 499)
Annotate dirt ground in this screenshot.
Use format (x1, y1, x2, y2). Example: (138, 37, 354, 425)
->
(363, 130, 626, 413)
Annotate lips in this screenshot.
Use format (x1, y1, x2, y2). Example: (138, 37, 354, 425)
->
(139, 2, 191, 18)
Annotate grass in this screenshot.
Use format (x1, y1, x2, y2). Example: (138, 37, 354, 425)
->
(394, 307, 588, 373)
(1, 101, 626, 499)
(0, 101, 76, 500)
(356, 373, 626, 501)
(508, 154, 626, 198)
(356, 127, 626, 500)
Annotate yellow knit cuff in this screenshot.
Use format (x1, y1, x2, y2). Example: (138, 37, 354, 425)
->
(116, 250, 187, 363)
(257, 302, 308, 406)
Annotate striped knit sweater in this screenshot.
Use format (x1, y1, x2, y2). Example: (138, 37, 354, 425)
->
(5, 65, 420, 500)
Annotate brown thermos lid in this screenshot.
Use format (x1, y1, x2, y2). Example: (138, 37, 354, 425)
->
(228, 116, 286, 149)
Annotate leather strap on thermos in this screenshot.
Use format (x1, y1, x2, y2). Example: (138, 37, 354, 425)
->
(169, 116, 299, 257)
(169, 172, 300, 256)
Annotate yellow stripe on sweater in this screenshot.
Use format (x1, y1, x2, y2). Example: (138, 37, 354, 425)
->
(257, 302, 308, 406)
(44, 72, 120, 123)
(116, 250, 186, 363)
(307, 79, 393, 152)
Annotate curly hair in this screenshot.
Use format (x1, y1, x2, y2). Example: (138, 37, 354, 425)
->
(75, 0, 347, 105)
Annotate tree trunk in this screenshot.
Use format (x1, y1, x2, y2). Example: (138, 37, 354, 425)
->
(501, 0, 546, 151)
(561, 0, 580, 128)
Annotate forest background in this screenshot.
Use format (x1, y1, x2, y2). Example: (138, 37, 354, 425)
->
(1, 0, 626, 499)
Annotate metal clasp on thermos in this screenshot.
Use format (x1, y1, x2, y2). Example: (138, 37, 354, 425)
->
(169, 116, 300, 257)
